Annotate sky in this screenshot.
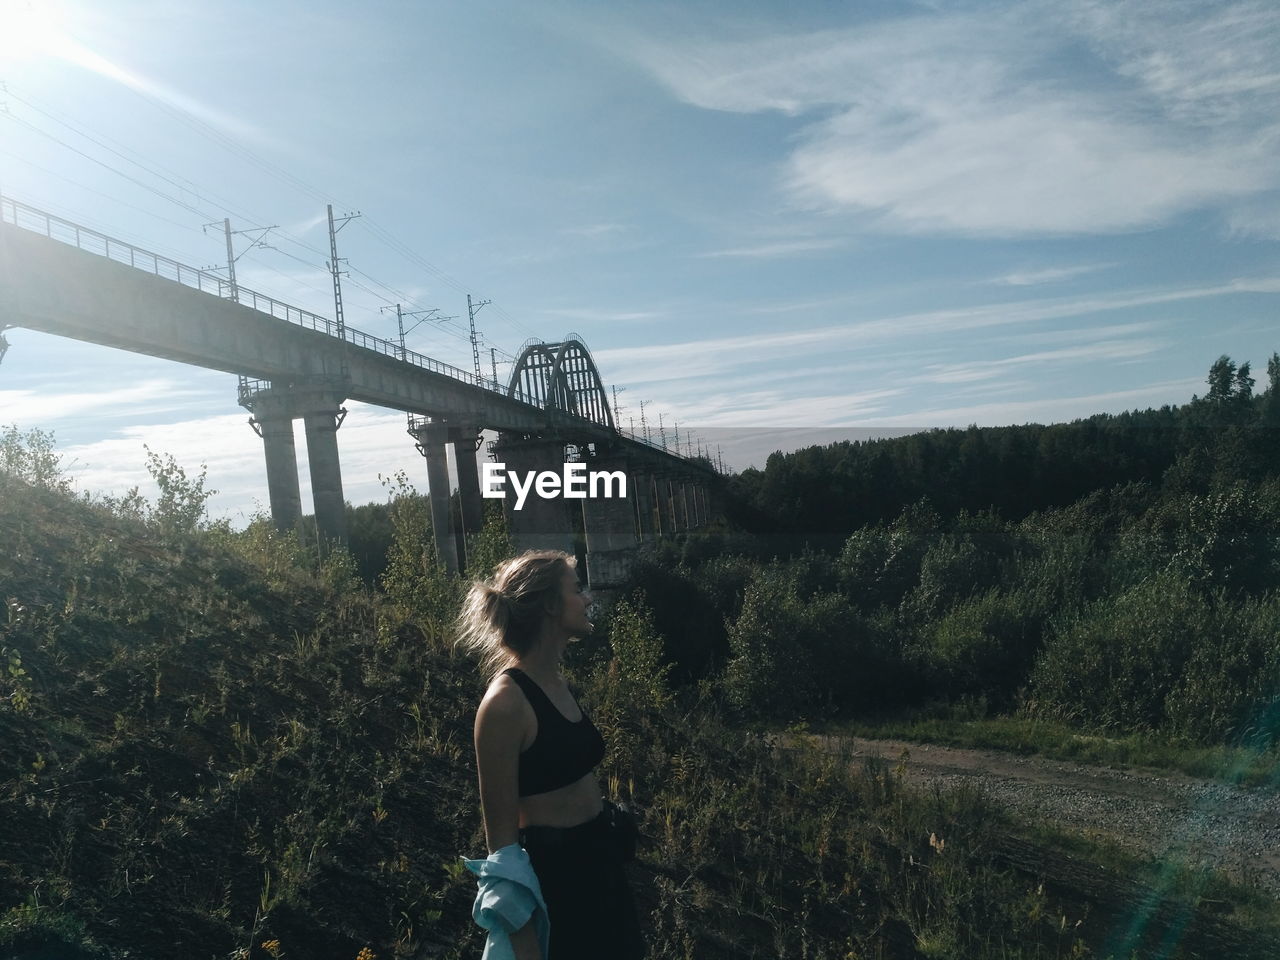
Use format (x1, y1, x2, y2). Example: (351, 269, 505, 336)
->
(1, 0, 1278, 524)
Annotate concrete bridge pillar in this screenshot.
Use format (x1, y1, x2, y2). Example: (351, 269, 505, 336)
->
(580, 456, 637, 589)
(493, 435, 574, 556)
(650, 475, 668, 537)
(410, 418, 460, 575)
(661, 476, 681, 533)
(244, 390, 302, 532)
(634, 472, 656, 542)
(301, 396, 348, 548)
(241, 381, 348, 548)
(450, 426, 484, 540)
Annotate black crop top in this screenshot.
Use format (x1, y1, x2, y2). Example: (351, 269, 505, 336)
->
(504, 667, 605, 797)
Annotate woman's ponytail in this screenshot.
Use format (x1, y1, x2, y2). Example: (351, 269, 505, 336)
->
(455, 550, 574, 677)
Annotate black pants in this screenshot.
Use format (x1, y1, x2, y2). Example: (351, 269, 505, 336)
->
(521, 809, 645, 960)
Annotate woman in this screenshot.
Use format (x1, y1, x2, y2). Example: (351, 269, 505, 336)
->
(458, 550, 645, 960)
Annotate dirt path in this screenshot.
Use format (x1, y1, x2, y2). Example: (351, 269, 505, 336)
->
(814, 735, 1280, 896)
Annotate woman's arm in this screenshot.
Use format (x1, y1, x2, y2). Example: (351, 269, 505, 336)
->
(474, 682, 542, 960)
(474, 680, 528, 852)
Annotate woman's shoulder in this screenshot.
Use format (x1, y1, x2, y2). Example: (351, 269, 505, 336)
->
(475, 671, 536, 753)
(477, 672, 531, 725)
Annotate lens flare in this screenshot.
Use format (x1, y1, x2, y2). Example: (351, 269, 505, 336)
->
(0, 0, 68, 66)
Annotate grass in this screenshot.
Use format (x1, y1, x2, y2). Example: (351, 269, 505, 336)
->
(1008, 817, 1280, 954)
(822, 710, 1280, 787)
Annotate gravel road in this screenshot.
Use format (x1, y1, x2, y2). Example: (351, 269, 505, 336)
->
(821, 736, 1280, 897)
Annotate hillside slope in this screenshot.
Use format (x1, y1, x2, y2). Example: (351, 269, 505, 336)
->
(2, 463, 1278, 959)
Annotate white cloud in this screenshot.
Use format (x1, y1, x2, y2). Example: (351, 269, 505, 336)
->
(1067, 0, 1280, 126)
(1223, 192, 1280, 240)
(538, 307, 666, 324)
(1003, 320, 1162, 344)
(53, 37, 277, 148)
(655, 387, 907, 428)
(620, 1, 1280, 235)
(852, 377, 1203, 428)
(919, 339, 1166, 384)
(596, 276, 1280, 387)
(697, 238, 845, 259)
(0, 379, 213, 422)
(562, 223, 628, 237)
(990, 264, 1116, 286)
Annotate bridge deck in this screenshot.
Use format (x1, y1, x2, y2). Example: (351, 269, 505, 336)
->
(0, 197, 706, 470)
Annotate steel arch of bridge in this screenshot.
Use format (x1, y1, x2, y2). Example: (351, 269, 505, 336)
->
(507, 336, 615, 430)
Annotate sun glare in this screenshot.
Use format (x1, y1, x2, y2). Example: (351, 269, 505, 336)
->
(0, 0, 69, 66)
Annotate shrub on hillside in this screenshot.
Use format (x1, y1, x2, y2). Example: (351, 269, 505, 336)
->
(619, 559, 727, 684)
(1172, 483, 1279, 595)
(378, 472, 459, 644)
(1027, 571, 1211, 732)
(837, 500, 941, 612)
(690, 553, 756, 628)
(0, 424, 70, 493)
(1163, 595, 1280, 743)
(908, 534, 998, 620)
(722, 566, 886, 719)
(578, 593, 674, 781)
(462, 505, 515, 580)
(911, 587, 1049, 705)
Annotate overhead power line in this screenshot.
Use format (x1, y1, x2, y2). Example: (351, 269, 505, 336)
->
(4, 84, 260, 228)
(5, 74, 553, 362)
(4, 113, 217, 221)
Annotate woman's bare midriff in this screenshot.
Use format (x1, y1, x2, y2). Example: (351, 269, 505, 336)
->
(519, 772, 604, 828)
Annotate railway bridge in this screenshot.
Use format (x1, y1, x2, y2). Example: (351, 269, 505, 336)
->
(0, 197, 717, 586)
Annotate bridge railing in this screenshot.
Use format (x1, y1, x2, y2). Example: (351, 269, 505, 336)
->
(1, 194, 234, 298)
(0, 195, 545, 404)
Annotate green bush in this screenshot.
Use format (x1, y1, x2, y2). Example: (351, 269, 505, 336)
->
(0, 425, 70, 493)
(722, 566, 885, 719)
(837, 500, 941, 612)
(619, 558, 728, 684)
(1028, 571, 1210, 731)
(913, 587, 1048, 705)
(462, 505, 514, 580)
(909, 535, 993, 619)
(1171, 483, 1279, 595)
(1164, 595, 1280, 743)
(690, 553, 756, 627)
(378, 472, 459, 644)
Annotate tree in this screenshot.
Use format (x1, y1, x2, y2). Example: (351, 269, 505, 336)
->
(1199, 355, 1256, 427)
(1262, 352, 1280, 427)
(144, 445, 215, 535)
(0, 425, 69, 492)
(1206, 355, 1237, 405)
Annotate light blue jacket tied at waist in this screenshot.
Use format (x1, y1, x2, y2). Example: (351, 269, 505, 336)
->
(463, 844, 550, 960)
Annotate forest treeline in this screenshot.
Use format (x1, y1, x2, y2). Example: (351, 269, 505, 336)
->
(618, 354, 1280, 747)
(726, 353, 1280, 546)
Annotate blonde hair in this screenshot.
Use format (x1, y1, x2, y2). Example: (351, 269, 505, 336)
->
(456, 549, 576, 678)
